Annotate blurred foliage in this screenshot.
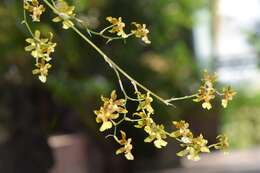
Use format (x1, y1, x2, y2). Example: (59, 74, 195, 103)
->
(247, 22, 260, 67)
(237, 21, 260, 148)
(222, 91, 260, 149)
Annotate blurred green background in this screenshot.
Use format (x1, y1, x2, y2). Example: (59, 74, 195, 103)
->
(0, 0, 260, 173)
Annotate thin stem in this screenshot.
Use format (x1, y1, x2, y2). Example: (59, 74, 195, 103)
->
(166, 94, 197, 103)
(88, 30, 125, 42)
(23, 6, 34, 37)
(216, 90, 224, 96)
(114, 125, 117, 136)
(165, 131, 184, 143)
(42, 0, 185, 107)
(72, 13, 131, 43)
(112, 67, 127, 98)
(114, 113, 127, 126)
(112, 66, 139, 101)
(208, 142, 220, 149)
(70, 25, 173, 106)
(50, 0, 56, 6)
(43, 0, 58, 13)
(105, 134, 114, 139)
(125, 117, 142, 122)
(88, 29, 134, 43)
(175, 138, 183, 143)
(74, 18, 120, 40)
(100, 25, 114, 34)
(113, 135, 120, 143)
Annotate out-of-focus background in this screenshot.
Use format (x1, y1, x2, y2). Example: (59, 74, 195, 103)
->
(1, 0, 260, 173)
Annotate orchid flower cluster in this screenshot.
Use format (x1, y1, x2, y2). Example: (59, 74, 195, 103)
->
(25, 30, 56, 83)
(94, 88, 230, 161)
(24, 0, 45, 22)
(193, 71, 236, 110)
(22, 0, 235, 161)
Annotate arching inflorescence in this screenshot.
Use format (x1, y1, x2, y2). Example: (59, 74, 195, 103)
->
(22, 0, 235, 161)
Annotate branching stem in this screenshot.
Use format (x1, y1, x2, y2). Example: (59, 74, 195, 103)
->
(42, 0, 197, 107)
(166, 94, 197, 103)
(22, 5, 34, 37)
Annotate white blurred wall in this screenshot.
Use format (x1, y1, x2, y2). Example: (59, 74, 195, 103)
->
(194, 0, 260, 90)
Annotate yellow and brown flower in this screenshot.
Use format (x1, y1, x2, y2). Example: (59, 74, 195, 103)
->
(170, 120, 192, 138)
(116, 131, 134, 160)
(131, 22, 151, 44)
(177, 134, 210, 161)
(193, 71, 217, 110)
(24, 0, 45, 22)
(25, 30, 56, 83)
(136, 92, 154, 115)
(106, 16, 127, 38)
(221, 87, 236, 108)
(215, 134, 229, 153)
(94, 90, 127, 132)
(52, 0, 75, 29)
(32, 61, 52, 83)
(144, 124, 168, 149)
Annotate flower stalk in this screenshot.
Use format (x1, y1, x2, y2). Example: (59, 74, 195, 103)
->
(21, 0, 236, 161)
